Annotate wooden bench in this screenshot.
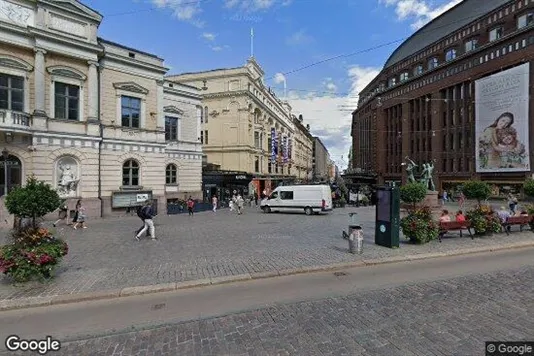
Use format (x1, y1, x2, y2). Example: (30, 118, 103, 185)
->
(438, 221, 473, 242)
(501, 215, 531, 235)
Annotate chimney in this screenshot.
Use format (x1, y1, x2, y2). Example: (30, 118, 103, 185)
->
(298, 114, 303, 121)
(306, 124, 310, 130)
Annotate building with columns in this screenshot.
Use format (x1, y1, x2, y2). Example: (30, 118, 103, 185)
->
(0, 0, 202, 220)
(168, 57, 297, 200)
(292, 114, 314, 182)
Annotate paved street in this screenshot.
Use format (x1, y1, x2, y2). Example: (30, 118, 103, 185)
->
(0, 205, 533, 301)
(10, 258, 532, 356)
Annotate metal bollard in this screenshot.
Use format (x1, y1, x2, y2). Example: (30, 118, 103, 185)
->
(348, 226, 363, 254)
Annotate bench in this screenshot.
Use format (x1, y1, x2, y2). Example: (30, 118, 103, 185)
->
(438, 221, 473, 242)
(501, 215, 531, 235)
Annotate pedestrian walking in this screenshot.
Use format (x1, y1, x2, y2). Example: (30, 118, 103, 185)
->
(135, 200, 156, 240)
(236, 194, 244, 215)
(72, 199, 87, 229)
(135, 203, 154, 238)
(53, 200, 70, 227)
(187, 196, 195, 216)
(212, 195, 218, 212)
(458, 192, 465, 209)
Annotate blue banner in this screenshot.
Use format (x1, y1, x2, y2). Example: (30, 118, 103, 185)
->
(271, 128, 276, 163)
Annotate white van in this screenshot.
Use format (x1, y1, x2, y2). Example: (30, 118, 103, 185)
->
(260, 185, 333, 215)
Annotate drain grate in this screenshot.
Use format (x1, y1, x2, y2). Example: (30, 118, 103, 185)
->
(333, 271, 348, 277)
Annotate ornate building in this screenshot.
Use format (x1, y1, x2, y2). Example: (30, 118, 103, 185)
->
(0, 0, 202, 222)
(168, 57, 297, 199)
(292, 114, 314, 182)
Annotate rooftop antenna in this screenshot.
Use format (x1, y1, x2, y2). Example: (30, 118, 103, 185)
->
(250, 27, 254, 58)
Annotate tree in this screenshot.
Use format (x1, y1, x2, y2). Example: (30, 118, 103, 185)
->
(4, 175, 62, 228)
(400, 182, 427, 211)
(462, 180, 491, 206)
(336, 176, 349, 200)
(523, 178, 534, 198)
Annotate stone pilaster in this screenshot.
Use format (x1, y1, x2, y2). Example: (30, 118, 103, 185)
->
(33, 48, 46, 117)
(87, 61, 99, 121)
(156, 80, 164, 130)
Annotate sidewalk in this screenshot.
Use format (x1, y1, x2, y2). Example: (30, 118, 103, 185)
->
(0, 207, 532, 311)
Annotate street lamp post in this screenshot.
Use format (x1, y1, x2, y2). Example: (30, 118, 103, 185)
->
(2, 149, 9, 196)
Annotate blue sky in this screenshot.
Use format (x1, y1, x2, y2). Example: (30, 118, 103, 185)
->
(83, 0, 463, 169)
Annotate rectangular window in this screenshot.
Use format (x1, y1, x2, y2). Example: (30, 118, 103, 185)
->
(204, 130, 208, 145)
(54, 82, 79, 120)
(121, 96, 141, 128)
(165, 116, 178, 141)
(464, 39, 478, 52)
(254, 131, 260, 148)
(413, 65, 423, 76)
(0, 74, 24, 112)
(400, 72, 409, 82)
(200, 130, 204, 144)
(428, 57, 438, 70)
(254, 156, 260, 172)
(518, 13, 534, 29)
(489, 27, 503, 42)
(280, 191, 294, 200)
(445, 48, 457, 61)
(268, 161, 272, 173)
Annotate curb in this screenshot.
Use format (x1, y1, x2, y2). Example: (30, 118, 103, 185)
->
(0, 241, 533, 312)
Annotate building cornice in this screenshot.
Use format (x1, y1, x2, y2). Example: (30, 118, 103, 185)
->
(100, 52, 168, 75)
(28, 26, 103, 54)
(164, 86, 202, 101)
(39, 0, 103, 23)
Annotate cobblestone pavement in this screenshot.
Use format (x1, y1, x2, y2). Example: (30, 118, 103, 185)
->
(0, 206, 532, 301)
(34, 266, 534, 356)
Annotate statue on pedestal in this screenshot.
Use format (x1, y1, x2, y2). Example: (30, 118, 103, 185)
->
(403, 156, 417, 183)
(57, 158, 79, 198)
(404, 157, 436, 192)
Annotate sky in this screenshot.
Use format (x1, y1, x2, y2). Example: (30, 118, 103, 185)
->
(83, 0, 464, 170)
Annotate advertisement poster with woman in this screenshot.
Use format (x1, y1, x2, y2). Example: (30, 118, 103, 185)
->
(475, 63, 530, 172)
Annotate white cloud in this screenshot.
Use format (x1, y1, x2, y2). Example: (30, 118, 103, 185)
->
(224, 0, 276, 11)
(202, 32, 216, 41)
(380, 0, 463, 29)
(273, 72, 286, 84)
(211, 45, 230, 51)
(151, 0, 204, 26)
(287, 65, 380, 170)
(286, 29, 314, 46)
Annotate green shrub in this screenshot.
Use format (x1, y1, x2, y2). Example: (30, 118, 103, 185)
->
(400, 182, 427, 211)
(4, 175, 62, 228)
(462, 180, 491, 206)
(524, 179, 534, 198)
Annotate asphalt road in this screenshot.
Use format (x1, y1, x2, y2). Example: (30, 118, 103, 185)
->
(0, 247, 533, 355)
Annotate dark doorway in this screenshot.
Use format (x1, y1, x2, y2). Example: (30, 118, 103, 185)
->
(0, 155, 22, 197)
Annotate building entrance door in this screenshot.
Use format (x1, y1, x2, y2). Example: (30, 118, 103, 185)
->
(0, 155, 22, 197)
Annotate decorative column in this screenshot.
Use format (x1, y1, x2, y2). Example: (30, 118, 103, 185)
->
(33, 48, 46, 117)
(87, 61, 99, 121)
(156, 80, 164, 130)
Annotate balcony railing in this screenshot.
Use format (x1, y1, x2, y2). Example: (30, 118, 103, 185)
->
(0, 110, 32, 131)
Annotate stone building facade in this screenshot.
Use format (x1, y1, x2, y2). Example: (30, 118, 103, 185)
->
(312, 137, 330, 182)
(351, 0, 534, 196)
(292, 114, 313, 182)
(0, 0, 202, 222)
(168, 57, 298, 198)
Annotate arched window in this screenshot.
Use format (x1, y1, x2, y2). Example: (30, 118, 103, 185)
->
(166, 164, 177, 184)
(122, 159, 139, 186)
(0, 153, 22, 196)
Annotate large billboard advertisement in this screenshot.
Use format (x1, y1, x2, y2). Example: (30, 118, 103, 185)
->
(475, 63, 530, 172)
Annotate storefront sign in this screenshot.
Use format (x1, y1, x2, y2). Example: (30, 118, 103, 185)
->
(235, 175, 247, 180)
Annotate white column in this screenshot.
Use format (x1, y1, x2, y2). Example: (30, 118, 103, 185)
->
(87, 61, 99, 121)
(34, 48, 46, 117)
(156, 80, 164, 130)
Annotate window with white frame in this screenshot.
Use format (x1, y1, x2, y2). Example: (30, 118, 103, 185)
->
(399, 72, 409, 82)
(388, 77, 396, 87)
(166, 164, 177, 184)
(54, 82, 79, 120)
(48, 66, 86, 121)
(518, 12, 534, 29)
(445, 48, 457, 61)
(121, 96, 141, 128)
(489, 27, 503, 41)
(165, 116, 179, 141)
(464, 38, 478, 52)
(0, 74, 24, 111)
(122, 159, 139, 186)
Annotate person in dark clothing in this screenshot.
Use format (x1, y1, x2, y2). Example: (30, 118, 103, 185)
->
(187, 196, 195, 216)
(135, 201, 156, 240)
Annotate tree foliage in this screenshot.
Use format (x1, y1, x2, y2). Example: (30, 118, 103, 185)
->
(461, 180, 491, 205)
(4, 175, 61, 228)
(523, 179, 534, 198)
(400, 182, 427, 210)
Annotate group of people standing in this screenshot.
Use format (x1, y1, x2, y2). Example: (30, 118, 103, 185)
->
(53, 199, 87, 229)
